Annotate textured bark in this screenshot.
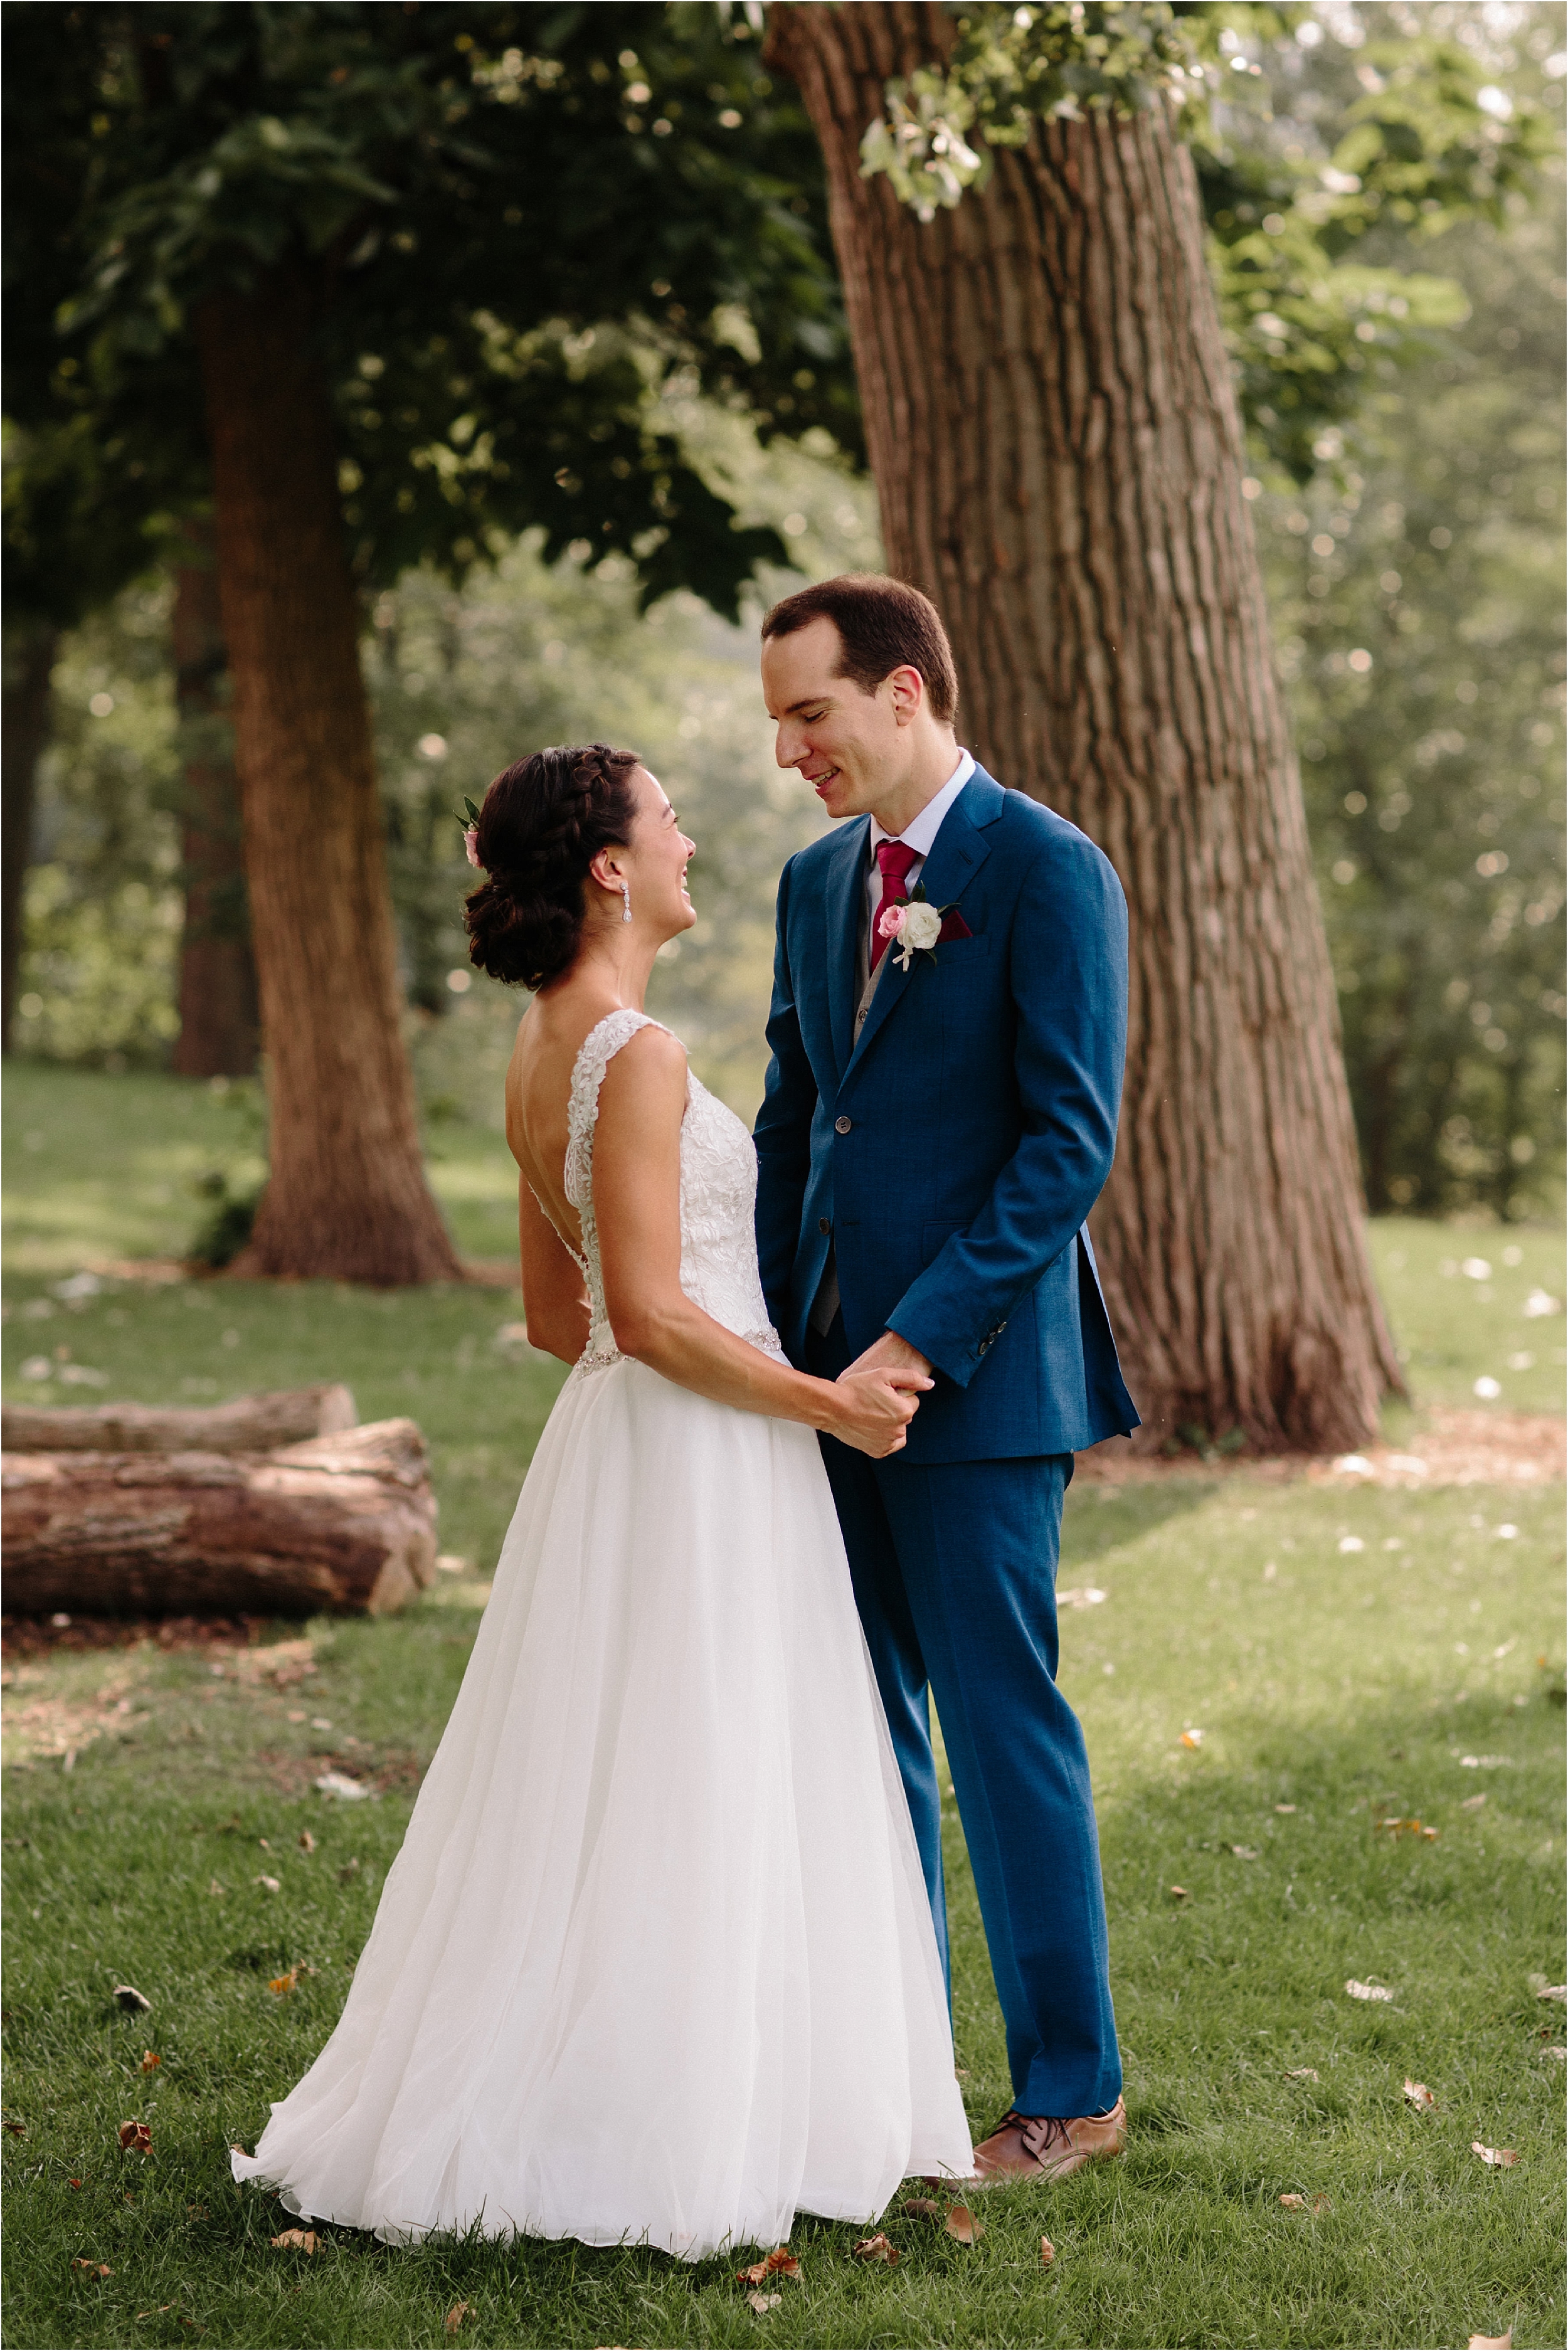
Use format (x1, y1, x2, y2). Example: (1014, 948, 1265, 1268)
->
(2, 621, 57, 1054)
(3, 1382, 356, 1457)
(194, 271, 461, 1283)
(171, 525, 258, 1078)
(768, 3, 1402, 1451)
(1, 1418, 437, 1619)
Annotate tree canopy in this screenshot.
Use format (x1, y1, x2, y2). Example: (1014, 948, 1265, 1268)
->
(858, 0, 1555, 477)
(4, 0, 859, 622)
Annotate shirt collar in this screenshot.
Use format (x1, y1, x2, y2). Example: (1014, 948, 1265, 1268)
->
(869, 748, 975, 859)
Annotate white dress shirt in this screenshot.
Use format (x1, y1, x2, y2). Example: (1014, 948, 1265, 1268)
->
(864, 749, 976, 930)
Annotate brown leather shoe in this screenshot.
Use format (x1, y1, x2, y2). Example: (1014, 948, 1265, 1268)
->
(972, 2096, 1127, 2184)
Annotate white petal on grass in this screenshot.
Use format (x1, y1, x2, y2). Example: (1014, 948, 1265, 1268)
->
(1337, 1534, 1365, 1553)
(1473, 1376, 1502, 1400)
(314, 1771, 373, 1802)
(1345, 1979, 1395, 2002)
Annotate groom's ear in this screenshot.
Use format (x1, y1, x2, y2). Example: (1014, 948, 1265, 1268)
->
(887, 664, 927, 726)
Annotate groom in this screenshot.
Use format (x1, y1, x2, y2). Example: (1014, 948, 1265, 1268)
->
(754, 575, 1140, 2182)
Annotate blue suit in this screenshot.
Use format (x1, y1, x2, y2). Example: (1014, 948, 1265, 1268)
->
(755, 766, 1138, 2118)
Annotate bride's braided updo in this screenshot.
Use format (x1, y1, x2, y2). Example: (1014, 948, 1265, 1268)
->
(464, 743, 642, 990)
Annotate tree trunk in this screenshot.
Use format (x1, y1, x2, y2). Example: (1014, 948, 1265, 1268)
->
(767, 2, 1402, 1452)
(1, 1418, 437, 1619)
(1, 620, 58, 1054)
(194, 270, 462, 1283)
(2, 1382, 356, 1457)
(170, 523, 259, 1078)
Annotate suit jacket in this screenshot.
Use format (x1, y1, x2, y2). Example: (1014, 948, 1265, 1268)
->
(753, 765, 1139, 1463)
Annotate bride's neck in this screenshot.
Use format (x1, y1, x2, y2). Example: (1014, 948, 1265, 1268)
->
(572, 923, 662, 1011)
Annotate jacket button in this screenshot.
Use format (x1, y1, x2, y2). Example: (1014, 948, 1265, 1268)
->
(818, 1216, 832, 1234)
(834, 1116, 852, 1135)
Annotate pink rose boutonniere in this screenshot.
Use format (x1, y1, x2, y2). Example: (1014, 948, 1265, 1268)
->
(877, 883, 973, 971)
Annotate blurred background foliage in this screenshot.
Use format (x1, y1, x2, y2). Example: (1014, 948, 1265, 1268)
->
(8, 1, 1563, 1221)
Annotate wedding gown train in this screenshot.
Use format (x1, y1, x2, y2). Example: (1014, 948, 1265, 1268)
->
(231, 1009, 973, 2258)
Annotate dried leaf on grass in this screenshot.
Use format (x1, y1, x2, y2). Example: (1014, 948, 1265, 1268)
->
(1230, 1845, 1260, 1860)
(1168, 1885, 1190, 1901)
(852, 2232, 899, 2265)
(1404, 2079, 1436, 2111)
(736, 2249, 799, 2284)
(443, 2303, 470, 2332)
(945, 2203, 983, 2244)
(72, 2259, 112, 2277)
(268, 1966, 318, 1997)
(4, 2119, 27, 2135)
(298, 1830, 317, 1852)
(1468, 2333, 1512, 2348)
(1461, 1794, 1487, 1811)
(745, 2291, 783, 2315)
(1285, 2067, 1320, 2083)
(255, 1874, 282, 1894)
(1311, 2194, 1332, 2213)
(1535, 1983, 1566, 2003)
(1179, 1729, 1204, 1749)
(140, 2052, 161, 2072)
(1345, 1979, 1395, 2002)
(270, 2227, 318, 2251)
(1471, 2141, 1519, 2168)
(1279, 2194, 1306, 2208)
(901, 2197, 944, 2219)
(1039, 2236, 1056, 2265)
(112, 1985, 151, 2014)
(117, 2120, 152, 2153)
(1274, 1803, 1297, 1813)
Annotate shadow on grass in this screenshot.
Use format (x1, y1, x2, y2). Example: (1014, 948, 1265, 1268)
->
(1060, 1476, 1218, 1571)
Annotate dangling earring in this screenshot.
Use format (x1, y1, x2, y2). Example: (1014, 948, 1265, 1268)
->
(620, 879, 632, 925)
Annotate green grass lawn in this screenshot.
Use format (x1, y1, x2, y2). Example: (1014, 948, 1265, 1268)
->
(3, 1064, 1564, 2349)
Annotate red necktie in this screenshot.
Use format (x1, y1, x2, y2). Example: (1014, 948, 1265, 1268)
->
(869, 839, 921, 970)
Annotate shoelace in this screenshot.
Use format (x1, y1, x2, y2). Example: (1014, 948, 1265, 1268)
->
(993, 2108, 1073, 2158)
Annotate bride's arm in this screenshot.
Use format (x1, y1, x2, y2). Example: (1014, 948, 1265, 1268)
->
(519, 1176, 591, 1365)
(593, 1029, 928, 1457)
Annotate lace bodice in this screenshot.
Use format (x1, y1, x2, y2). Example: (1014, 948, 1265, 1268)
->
(553, 1010, 783, 1376)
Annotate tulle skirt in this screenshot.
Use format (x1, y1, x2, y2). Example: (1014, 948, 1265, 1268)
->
(231, 1354, 973, 2258)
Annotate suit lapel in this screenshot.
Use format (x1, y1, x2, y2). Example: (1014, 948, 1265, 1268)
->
(824, 816, 869, 1080)
(843, 779, 997, 1085)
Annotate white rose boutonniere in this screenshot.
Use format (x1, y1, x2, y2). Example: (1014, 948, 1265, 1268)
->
(877, 883, 963, 972)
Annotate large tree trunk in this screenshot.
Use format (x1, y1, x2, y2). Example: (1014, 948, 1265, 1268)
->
(170, 523, 258, 1078)
(768, 3, 1402, 1452)
(194, 270, 462, 1283)
(1, 620, 57, 1054)
(2, 1418, 437, 1619)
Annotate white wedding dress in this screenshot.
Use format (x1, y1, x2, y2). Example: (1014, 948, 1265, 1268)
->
(232, 1011, 973, 2259)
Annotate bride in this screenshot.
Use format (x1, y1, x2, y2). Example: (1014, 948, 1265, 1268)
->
(231, 741, 975, 2258)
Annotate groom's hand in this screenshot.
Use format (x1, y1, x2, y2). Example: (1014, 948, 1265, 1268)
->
(846, 1330, 933, 1382)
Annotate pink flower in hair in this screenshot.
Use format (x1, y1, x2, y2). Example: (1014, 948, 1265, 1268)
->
(464, 825, 481, 869)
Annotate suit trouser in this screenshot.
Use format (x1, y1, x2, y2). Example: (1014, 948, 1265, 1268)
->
(808, 1316, 1122, 2121)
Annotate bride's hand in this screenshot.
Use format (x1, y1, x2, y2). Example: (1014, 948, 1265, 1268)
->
(828, 1365, 934, 1458)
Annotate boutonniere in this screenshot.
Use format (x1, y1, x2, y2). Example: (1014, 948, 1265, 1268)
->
(455, 795, 482, 868)
(877, 883, 971, 970)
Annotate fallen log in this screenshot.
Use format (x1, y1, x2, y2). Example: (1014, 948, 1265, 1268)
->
(1, 1384, 357, 1457)
(2, 1420, 437, 1620)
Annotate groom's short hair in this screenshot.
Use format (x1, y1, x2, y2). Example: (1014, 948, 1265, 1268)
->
(761, 575, 958, 723)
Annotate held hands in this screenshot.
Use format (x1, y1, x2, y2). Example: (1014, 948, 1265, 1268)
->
(830, 1332, 936, 1458)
